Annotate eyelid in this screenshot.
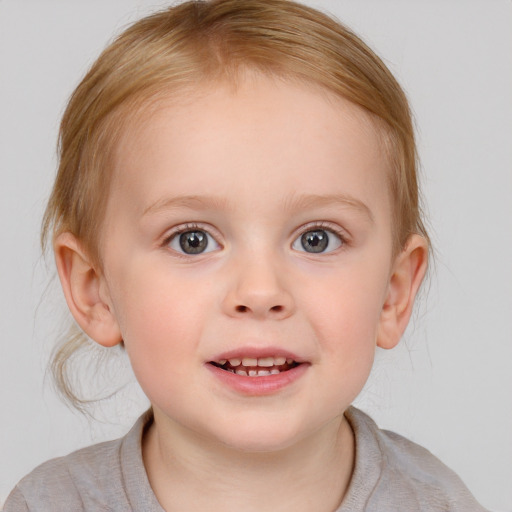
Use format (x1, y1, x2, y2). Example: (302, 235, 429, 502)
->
(297, 221, 349, 240)
(292, 221, 349, 253)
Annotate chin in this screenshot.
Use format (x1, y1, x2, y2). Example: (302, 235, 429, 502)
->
(210, 419, 308, 454)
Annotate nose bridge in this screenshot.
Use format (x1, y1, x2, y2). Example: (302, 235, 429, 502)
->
(222, 246, 294, 319)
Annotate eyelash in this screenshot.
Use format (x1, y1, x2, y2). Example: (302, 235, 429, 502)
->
(161, 222, 220, 255)
(161, 221, 349, 256)
(294, 221, 349, 251)
(299, 221, 347, 239)
(163, 223, 207, 242)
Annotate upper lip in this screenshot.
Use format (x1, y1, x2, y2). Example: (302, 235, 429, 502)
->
(209, 347, 306, 364)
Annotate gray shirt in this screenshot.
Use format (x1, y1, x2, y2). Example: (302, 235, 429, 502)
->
(4, 407, 488, 511)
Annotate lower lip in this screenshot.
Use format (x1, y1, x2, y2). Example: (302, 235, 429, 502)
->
(205, 363, 309, 396)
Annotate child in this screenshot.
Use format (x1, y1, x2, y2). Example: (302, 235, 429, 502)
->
(4, 0, 489, 510)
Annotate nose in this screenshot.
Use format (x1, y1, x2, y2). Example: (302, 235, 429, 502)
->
(221, 254, 295, 320)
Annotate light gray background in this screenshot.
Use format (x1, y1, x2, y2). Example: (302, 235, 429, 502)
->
(1, 1, 511, 510)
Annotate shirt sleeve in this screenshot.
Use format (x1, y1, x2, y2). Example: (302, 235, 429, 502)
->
(3, 486, 30, 512)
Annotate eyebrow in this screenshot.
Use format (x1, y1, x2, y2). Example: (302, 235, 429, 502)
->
(143, 195, 233, 216)
(143, 193, 373, 222)
(282, 193, 374, 223)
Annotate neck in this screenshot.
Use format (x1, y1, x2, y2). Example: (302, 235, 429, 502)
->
(142, 411, 354, 512)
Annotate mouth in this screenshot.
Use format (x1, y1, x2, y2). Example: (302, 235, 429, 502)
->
(209, 356, 301, 377)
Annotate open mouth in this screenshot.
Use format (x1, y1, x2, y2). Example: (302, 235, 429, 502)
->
(209, 356, 300, 377)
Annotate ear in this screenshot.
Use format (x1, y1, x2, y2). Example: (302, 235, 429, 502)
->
(377, 234, 428, 350)
(54, 232, 122, 347)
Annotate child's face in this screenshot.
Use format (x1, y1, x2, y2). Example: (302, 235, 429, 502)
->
(99, 75, 397, 451)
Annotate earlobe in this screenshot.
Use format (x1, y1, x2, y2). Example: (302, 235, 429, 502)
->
(54, 232, 122, 348)
(377, 234, 428, 350)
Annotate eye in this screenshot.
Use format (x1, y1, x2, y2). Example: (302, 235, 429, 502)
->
(168, 229, 219, 255)
(292, 228, 343, 254)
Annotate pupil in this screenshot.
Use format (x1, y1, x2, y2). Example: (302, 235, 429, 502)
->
(180, 231, 207, 254)
(301, 230, 328, 253)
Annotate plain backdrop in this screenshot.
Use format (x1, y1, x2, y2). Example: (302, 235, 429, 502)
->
(1, 1, 511, 510)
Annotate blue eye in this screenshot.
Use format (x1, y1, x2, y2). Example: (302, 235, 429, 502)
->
(168, 229, 219, 255)
(292, 229, 343, 254)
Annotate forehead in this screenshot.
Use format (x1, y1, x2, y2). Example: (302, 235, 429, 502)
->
(108, 75, 391, 220)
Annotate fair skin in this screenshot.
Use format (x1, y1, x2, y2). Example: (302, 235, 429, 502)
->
(55, 74, 427, 511)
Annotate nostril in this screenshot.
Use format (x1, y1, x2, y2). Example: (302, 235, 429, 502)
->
(233, 304, 287, 315)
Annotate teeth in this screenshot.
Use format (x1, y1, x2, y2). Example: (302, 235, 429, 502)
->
(227, 367, 284, 377)
(247, 369, 281, 377)
(258, 356, 287, 367)
(217, 355, 296, 373)
(223, 356, 291, 367)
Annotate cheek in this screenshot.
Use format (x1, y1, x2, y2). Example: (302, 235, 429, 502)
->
(300, 258, 390, 363)
(306, 277, 385, 408)
(107, 265, 212, 389)
(111, 256, 201, 332)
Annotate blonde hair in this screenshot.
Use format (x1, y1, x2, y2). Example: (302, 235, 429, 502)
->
(42, 0, 429, 409)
